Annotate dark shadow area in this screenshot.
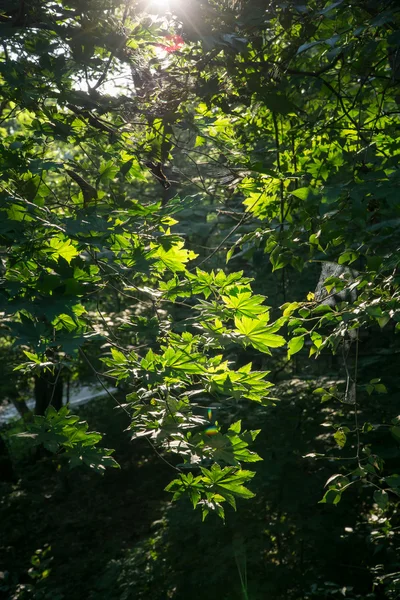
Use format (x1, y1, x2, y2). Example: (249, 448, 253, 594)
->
(1, 378, 398, 600)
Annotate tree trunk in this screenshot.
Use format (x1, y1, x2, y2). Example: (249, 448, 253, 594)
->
(0, 433, 15, 482)
(34, 371, 63, 416)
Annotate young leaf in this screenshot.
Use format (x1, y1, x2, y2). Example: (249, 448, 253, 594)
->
(287, 335, 305, 358)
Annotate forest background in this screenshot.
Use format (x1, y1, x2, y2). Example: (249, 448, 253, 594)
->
(0, 0, 400, 598)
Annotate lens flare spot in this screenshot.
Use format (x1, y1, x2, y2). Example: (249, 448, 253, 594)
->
(207, 408, 212, 421)
(205, 425, 218, 436)
(158, 34, 185, 53)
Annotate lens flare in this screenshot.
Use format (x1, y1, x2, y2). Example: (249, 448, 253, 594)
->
(205, 425, 218, 436)
(158, 34, 184, 53)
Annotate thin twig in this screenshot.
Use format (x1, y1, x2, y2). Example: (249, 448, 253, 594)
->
(189, 193, 263, 271)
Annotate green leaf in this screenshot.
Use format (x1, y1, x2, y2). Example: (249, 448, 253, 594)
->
(334, 429, 347, 448)
(109, 348, 128, 365)
(319, 489, 342, 504)
(221, 288, 268, 318)
(47, 237, 79, 264)
(373, 489, 389, 511)
(23, 350, 42, 364)
(229, 420, 242, 434)
(374, 383, 387, 394)
(385, 475, 400, 489)
(378, 315, 390, 328)
(99, 160, 119, 182)
(234, 315, 285, 354)
(310, 331, 323, 349)
(16, 407, 119, 473)
(338, 251, 359, 265)
(153, 241, 198, 272)
(205, 427, 262, 465)
(291, 187, 314, 200)
(282, 302, 301, 317)
(287, 335, 304, 358)
(162, 347, 206, 375)
(297, 41, 323, 55)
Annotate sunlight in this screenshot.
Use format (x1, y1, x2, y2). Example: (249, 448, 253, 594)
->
(145, 0, 171, 13)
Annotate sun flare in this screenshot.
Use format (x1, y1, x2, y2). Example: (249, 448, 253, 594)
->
(145, 0, 171, 13)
